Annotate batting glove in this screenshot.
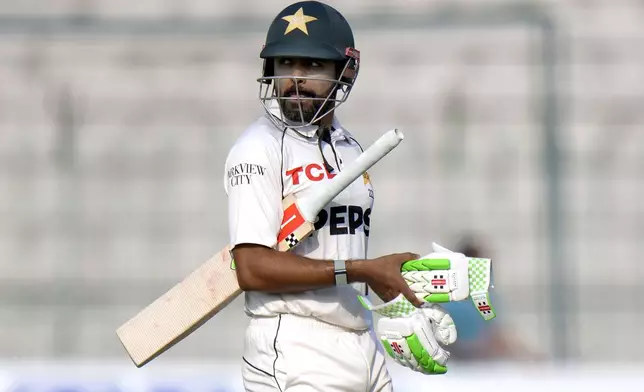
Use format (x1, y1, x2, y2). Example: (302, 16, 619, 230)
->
(359, 294, 456, 375)
(402, 242, 496, 321)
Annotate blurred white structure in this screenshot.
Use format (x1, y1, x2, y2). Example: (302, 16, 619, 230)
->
(0, 0, 641, 364)
(1, 361, 643, 392)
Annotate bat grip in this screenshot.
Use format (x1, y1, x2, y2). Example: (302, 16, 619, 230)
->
(298, 129, 404, 222)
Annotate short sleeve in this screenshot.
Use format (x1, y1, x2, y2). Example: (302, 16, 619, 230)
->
(224, 134, 283, 250)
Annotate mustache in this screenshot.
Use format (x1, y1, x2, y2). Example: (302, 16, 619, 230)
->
(282, 87, 317, 98)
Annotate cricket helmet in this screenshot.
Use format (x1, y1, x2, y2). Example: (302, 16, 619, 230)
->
(257, 1, 360, 130)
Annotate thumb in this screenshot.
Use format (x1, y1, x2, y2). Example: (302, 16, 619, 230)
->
(413, 312, 452, 367)
(423, 305, 457, 346)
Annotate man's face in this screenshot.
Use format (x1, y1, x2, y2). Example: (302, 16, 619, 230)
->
(273, 57, 337, 124)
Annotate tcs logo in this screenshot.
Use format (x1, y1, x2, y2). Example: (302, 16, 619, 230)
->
(286, 163, 336, 185)
(314, 205, 371, 237)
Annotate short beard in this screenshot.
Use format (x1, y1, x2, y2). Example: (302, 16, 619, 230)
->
(280, 98, 323, 124)
(278, 87, 336, 125)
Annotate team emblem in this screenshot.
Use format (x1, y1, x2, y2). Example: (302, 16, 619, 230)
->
(282, 7, 318, 35)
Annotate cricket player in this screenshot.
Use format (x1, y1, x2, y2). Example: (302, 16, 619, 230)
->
(224, 2, 457, 391)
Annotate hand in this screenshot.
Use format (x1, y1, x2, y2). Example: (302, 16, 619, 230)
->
(377, 302, 457, 375)
(401, 243, 497, 321)
(357, 252, 424, 307)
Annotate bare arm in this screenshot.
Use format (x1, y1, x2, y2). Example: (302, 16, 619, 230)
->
(232, 243, 364, 293)
(232, 243, 424, 306)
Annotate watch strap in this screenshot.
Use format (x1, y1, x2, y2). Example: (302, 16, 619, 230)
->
(334, 259, 348, 285)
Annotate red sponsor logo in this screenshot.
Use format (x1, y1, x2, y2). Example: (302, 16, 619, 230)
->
(391, 342, 403, 355)
(286, 163, 336, 185)
(431, 279, 447, 286)
(478, 304, 491, 312)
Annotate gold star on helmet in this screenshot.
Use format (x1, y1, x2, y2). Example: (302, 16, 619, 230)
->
(282, 7, 318, 35)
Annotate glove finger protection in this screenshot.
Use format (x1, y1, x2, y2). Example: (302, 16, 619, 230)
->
(359, 294, 456, 375)
(402, 242, 496, 321)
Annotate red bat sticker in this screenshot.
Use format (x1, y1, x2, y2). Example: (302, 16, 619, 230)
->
(278, 203, 305, 242)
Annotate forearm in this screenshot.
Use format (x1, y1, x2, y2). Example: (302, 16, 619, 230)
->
(232, 244, 367, 293)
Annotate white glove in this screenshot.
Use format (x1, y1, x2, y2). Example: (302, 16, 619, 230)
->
(402, 242, 496, 321)
(359, 294, 457, 374)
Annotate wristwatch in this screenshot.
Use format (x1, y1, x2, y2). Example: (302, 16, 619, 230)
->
(334, 259, 348, 285)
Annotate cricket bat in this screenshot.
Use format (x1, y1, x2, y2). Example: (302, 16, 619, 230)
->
(116, 128, 405, 367)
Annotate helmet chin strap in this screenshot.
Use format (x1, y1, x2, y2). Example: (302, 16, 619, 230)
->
(316, 125, 337, 174)
(276, 107, 337, 174)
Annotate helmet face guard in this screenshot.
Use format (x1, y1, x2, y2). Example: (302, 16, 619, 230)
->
(258, 47, 360, 130)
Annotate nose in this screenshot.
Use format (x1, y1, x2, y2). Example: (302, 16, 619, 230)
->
(291, 70, 307, 87)
(291, 66, 306, 77)
(282, 76, 305, 95)
(290, 61, 309, 81)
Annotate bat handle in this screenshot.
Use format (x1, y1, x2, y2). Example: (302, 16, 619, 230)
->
(298, 129, 404, 222)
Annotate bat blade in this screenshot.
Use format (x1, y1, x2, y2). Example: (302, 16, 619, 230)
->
(116, 195, 314, 368)
(116, 129, 404, 367)
(116, 245, 238, 367)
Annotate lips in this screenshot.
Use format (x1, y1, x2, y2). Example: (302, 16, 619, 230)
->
(285, 91, 315, 99)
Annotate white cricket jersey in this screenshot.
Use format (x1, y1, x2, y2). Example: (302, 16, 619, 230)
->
(223, 114, 375, 331)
